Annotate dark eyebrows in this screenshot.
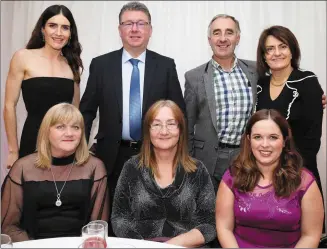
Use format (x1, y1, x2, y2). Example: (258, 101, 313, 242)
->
(251, 133, 260, 136)
(47, 22, 70, 27)
(266, 42, 287, 48)
(212, 28, 235, 34)
(251, 133, 280, 136)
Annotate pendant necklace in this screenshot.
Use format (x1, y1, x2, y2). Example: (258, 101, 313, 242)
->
(50, 160, 75, 207)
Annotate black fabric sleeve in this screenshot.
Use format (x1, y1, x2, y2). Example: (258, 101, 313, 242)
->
(1, 160, 30, 242)
(110, 160, 143, 239)
(297, 75, 323, 169)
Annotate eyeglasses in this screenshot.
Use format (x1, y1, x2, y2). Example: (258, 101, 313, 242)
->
(150, 122, 179, 132)
(120, 21, 150, 30)
(265, 44, 289, 55)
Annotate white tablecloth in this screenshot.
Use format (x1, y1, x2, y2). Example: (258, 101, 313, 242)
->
(13, 236, 184, 248)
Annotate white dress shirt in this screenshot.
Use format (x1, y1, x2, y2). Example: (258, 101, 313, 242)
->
(121, 49, 146, 140)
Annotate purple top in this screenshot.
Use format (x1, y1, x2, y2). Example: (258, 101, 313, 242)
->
(222, 168, 315, 248)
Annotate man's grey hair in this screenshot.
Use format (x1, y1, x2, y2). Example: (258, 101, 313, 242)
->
(207, 14, 241, 37)
(119, 1, 151, 23)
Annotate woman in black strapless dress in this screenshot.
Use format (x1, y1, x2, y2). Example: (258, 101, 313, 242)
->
(3, 4, 83, 167)
(19, 77, 75, 158)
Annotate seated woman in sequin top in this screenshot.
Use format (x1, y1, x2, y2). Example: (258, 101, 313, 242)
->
(215, 109, 324, 248)
(111, 100, 216, 248)
(1, 103, 109, 242)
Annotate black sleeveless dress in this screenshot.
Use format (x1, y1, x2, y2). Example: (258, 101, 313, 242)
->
(19, 77, 74, 158)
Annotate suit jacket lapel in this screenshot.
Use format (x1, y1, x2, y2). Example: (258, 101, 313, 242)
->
(142, 49, 156, 116)
(112, 48, 123, 117)
(204, 62, 218, 133)
(238, 59, 257, 104)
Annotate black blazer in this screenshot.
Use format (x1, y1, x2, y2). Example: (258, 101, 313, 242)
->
(256, 69, 323, 175)
(80, 48, 185, 175)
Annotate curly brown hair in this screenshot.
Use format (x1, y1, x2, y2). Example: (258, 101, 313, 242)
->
(231, 109, 303, 197)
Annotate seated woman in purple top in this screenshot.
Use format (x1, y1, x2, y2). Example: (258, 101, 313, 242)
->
(216, 109, 324, 248)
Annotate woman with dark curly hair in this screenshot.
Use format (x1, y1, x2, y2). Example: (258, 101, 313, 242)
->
(3, 5, 84, 168)
(216, 109, 323, 248)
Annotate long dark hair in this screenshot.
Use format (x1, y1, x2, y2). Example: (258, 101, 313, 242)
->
(26, 5, 83, 83)
(231, 109, 302, 197)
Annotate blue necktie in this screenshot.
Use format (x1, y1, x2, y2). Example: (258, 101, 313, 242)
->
(129, 58, 141, 141)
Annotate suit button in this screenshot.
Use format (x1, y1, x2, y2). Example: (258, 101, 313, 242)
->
(215, 146, 218, 150)
(117, 140, 120, 144)
(119, 119, 122, 124)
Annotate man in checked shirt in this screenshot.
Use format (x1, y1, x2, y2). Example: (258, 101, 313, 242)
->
(184, 14, 326, 194)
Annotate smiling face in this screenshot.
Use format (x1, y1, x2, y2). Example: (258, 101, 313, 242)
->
(208, 17, 240, 62)
(42, 13, 71, 50)
(149, 106, 180, 153)
(264, 35, 293, 73)
(118, 10, 152, 55)
(248, 119, 285, 170)
(49, 119, 82, 157)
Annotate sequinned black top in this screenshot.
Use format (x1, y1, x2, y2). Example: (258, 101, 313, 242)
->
(111, 156, 216, 245)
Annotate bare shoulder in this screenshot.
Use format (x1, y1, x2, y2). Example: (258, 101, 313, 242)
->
(13, 48, 29, 57)
(11, 48, 29, 64)
(7, 49, 30, 77)
(11, 48, 41, 66)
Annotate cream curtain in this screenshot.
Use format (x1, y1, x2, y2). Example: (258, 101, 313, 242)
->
(1, 1, 326, 214)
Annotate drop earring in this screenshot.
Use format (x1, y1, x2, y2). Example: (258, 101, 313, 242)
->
(42, 32, 45, 42)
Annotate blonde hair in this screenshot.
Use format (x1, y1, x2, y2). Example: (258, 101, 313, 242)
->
(35, 103, 89, 169)
(138, 100, 196, 177)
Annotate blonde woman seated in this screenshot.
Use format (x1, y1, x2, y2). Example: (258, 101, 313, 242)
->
(216, 109, 324, 248)
(111, 100, 216, 248)
(1, 103, 109, 242)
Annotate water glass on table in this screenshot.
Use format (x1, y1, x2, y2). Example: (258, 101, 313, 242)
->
(88, 220, 108, 239)
(78, 238, 107, 248)
(1, 234, 13, 248)
(81, 223, 107, 248)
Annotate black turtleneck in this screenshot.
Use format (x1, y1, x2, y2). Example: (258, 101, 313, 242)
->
(52, 153, 75, 166)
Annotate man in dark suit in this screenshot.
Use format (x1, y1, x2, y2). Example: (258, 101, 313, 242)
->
(79, 1, 185, 233)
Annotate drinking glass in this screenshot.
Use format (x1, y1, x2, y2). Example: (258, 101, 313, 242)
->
(1, 234, 13, 248)
(88, 220, 108, 239)
(78, 238, 106, 248)
(81, 223, 107, 248)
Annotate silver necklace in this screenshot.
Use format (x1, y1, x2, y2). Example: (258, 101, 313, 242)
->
(50, 161, 75, 207)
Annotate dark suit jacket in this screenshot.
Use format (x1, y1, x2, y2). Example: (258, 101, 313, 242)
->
(80, 48, 185, 175)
